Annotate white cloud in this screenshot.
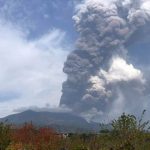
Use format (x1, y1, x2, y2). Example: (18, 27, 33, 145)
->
(88, 76, 105, 92)
(84, 0, 115, 6)
(81, 107, 103, 122)
(87, 57, 145, 109)
(0, 22, 69, 117)
(101, 57, 145, 83)
(13, 104, 72, 114)
(88, 76, 112, 98)
(141, 0, 150, 11)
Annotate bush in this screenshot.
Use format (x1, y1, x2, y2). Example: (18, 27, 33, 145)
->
(111, 111, 150, 149)
(6, 143, 23, 150)
(73, 145, 89, 150)
(11, 123, 62, 150)
(0, 122, 11, 150)
(111, 113, 137, 139)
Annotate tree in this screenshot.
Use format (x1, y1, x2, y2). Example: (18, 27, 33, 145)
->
(111, 113, 137, 139)
(0, 122, 11, 150)
(111, 111, 150, 149)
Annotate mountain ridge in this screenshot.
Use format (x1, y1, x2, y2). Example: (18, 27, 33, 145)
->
(0, 110, 100, 133)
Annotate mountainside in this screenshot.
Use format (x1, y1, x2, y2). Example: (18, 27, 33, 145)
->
(0, 110, 100, 132)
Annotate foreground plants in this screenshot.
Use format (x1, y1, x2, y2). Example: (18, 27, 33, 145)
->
(0, 122, 11, 150)
(110, 110, 150, 149)
(0, 111, 150, 150)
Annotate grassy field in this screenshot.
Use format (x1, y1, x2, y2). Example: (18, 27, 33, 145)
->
(0, 111, 150, 150)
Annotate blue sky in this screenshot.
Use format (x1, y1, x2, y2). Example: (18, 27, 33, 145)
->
(0, 0, 77, 40)
(0, 0, 149, 117)
(0, 0, 76, 117)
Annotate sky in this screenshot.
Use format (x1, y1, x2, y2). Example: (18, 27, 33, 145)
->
(0, 0, 76, 117)
(0, 0, 150, 119)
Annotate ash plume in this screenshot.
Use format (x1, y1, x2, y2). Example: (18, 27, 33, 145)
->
(60, 0, 150, 121)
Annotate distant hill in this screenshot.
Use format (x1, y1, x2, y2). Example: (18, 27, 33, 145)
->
(0, 110, 100, 133)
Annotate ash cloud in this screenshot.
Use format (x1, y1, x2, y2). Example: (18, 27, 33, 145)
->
(60, 0, 150, 121)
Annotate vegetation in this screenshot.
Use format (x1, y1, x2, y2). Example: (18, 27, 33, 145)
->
(0, 111, 150, 150)
(0, 122, 11, 150)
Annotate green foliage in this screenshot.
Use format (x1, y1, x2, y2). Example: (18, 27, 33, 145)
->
(73, 145, 89, 150)
(100, 123, 111, 134)
(111, 111, 150, 137)
(111, 113, 137, 138)
(0, 122, 11, 150)
(110, 111, 150, 149)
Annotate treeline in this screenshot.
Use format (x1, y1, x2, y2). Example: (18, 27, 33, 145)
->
(0, 111, 150, 150)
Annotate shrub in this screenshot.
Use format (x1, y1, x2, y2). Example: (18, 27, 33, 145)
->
(11, 123, 62, 150)
(73, 145, 89, 150)
(6, 143, 23, 150)
(111, 113, 137, 139)
(111, 111, 150, 149)
(0, 122, 11, 150)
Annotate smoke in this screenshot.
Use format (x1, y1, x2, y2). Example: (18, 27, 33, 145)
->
(60, 0, 150, 121)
